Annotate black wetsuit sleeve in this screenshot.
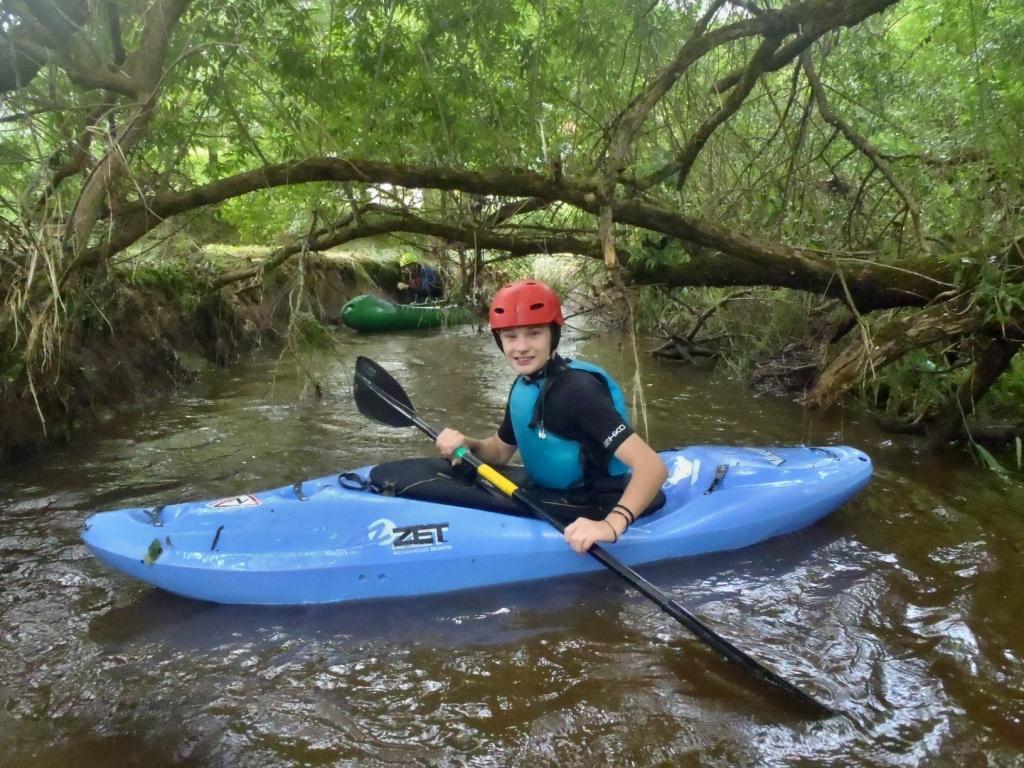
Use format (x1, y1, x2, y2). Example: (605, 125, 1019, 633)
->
(497, 402, 516, 446)
(544, 371, 634, 469)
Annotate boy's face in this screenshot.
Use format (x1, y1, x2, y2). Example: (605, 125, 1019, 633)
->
(498, 324, 553, 376)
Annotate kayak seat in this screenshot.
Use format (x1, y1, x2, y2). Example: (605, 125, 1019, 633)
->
(367, 458, 665, 527)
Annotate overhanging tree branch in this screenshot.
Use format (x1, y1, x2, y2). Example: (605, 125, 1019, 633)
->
(211, 208, 600, 289)
(638, 33, 784, 191)
(79, 155, 953, 309)
(0, 0, 92, 93)
(802, 52, 929, 254)
(63, 0, 191, 249)
(604, 0, 898, 185)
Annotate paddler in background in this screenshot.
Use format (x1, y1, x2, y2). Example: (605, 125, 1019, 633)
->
(435, 279, 668, 554)
(397, 252, 444, 303)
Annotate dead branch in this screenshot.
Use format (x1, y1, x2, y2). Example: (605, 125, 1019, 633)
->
(652, 290, 750, 360)
(804, 300, 990, 409)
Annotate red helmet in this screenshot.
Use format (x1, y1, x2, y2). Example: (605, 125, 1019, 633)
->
(488, 279, 564, 330)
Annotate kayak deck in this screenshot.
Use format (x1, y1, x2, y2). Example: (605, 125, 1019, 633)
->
(82, 445, 872, 605)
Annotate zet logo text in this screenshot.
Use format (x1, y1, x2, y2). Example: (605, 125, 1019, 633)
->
(367, 519, 451, 554)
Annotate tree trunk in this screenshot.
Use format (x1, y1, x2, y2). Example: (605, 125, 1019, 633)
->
(926, 333, 1023, 448)
(804, 301, 987, 409)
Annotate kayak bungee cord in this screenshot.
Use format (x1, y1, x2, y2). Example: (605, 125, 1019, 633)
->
(352, 355, 837, 718)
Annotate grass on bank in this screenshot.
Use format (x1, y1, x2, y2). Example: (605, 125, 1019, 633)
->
(108, 237, 398, 358)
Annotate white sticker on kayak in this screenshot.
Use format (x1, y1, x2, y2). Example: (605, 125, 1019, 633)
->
(368, 518, 398, 546)
(367, 518, 452, 553)
(208, 494, 262, 508)
(664, 456, 696, 488)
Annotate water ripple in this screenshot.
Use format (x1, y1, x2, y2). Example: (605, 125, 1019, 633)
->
(2, 334, 1023, 765)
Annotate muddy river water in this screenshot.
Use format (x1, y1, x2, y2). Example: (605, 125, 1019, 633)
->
(1, 326, 1022, 766)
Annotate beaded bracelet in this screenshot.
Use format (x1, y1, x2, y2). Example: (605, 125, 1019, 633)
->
(601, 519, 619, 543)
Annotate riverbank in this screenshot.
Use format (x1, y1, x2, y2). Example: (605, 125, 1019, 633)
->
(0, 247, 396, 465)
(5, 249, 1022, 472)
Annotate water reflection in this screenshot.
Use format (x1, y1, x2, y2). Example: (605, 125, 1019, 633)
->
(1, 325, 1023, 765)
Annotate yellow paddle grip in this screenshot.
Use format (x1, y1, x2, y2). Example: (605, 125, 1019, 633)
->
(476, 463, 519, 497)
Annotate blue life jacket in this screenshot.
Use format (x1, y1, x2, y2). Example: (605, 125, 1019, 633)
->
(509, 359, 631, 490)
(420, 265, 440, 290)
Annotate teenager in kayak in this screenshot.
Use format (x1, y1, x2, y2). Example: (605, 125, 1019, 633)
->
(436, 279, 668, 554)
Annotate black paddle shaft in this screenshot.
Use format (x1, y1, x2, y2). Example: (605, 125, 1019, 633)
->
(506, 485, 834, 714)
(353, 356, 836, 717)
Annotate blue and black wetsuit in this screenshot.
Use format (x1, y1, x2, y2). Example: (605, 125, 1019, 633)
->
(497, 355, 635, 492)
(369, 354, 662, 523)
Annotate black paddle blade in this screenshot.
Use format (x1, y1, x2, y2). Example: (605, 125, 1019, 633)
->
(353, 356, 416, 428)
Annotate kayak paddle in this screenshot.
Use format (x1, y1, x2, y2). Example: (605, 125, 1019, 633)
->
(352, 355, 836, 717)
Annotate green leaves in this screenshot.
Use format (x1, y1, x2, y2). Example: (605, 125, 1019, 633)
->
(970, 262, 1024, 326)
(971, 442, 1011, 476)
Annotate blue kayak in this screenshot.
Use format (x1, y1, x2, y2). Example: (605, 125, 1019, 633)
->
(82, 445, 872, 605)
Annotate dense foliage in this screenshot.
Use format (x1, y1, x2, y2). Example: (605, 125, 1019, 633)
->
(1, 0, 1022, 457)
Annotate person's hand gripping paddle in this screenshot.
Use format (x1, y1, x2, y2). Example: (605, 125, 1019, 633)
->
(353, 355, 835, 717)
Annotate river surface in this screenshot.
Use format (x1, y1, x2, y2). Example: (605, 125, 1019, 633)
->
(1, 326, 1022, 767)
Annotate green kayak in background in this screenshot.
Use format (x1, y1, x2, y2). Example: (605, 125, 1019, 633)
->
(340, 294, 479, 332)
